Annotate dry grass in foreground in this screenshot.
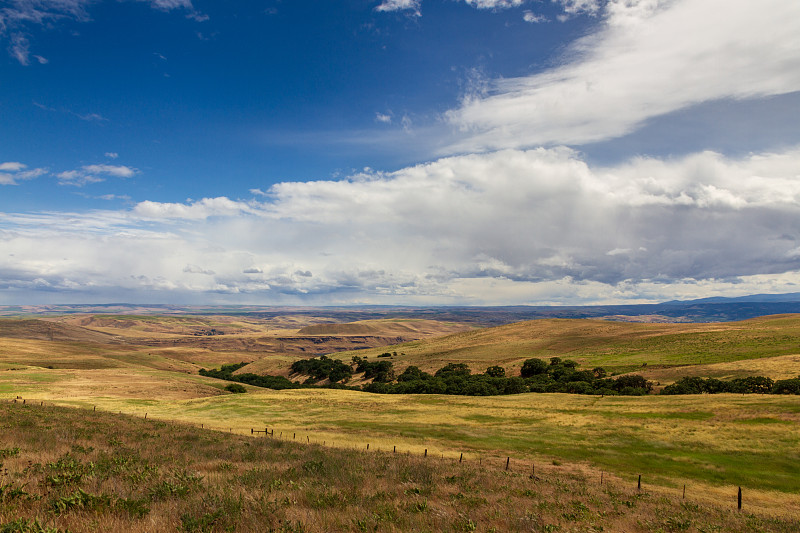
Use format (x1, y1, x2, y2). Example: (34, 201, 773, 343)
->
(1, 402, 798, 533)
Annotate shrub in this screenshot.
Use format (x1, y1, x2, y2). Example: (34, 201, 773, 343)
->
(485, 365, 506, 378)
(520, 358, 548, 377)
(224, 384, 247, 394)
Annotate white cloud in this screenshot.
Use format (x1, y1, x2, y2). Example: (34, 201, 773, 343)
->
(104, 152, 119, 159)
(3, 146, 800, 304)
(0, 162, 47, 185)
(555, 0, 603, 16)
(462, 0, 524, 9)
(133, 197, 256, 220)
(375, 0, 421, 16)
(523, 11, 546, 23)
(57, 164, 138, 186)
(375, 112, 392, 124)
(0, 162, 25, 172)
(446, 0, 800, 151)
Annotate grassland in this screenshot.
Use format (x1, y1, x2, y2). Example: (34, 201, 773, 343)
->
(2, 401, 798, 533)
(330, 314, 800, 377)
(2, 313, 800, 528)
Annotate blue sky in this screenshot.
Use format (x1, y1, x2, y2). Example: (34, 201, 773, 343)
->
(2, 0, 800, 305)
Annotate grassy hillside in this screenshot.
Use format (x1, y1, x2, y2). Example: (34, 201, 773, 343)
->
(330, 314, 800, 376)
(7, 382, 800, 513)
(1, 401, 797, 533)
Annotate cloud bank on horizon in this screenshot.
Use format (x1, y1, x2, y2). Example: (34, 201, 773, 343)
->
(2, 0, 799, 305)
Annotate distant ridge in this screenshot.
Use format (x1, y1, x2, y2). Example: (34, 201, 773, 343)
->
(663, 292, 800, 304)
(4, 293, 800, 324)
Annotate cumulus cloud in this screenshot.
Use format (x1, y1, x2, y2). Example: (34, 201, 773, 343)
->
(0, 162, 47, 185)
(3, 146, 800, 304)
(446, 0, 800, 151)
(133, 197, 257, 220)
(57, 164, 137, 186)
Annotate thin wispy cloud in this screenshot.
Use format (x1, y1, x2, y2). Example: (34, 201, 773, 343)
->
(57, 164, 137, 186)
(0, 162, 47, 185)
(0, 0, 203, 64)
(374, 0, 421, 17)
(446, 0, 800, 151)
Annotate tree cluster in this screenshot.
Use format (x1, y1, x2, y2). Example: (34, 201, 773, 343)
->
(289, 355, 353, 384)
(661, 375, 800, 395)
(200, 362, 301, 390)
(364, 358, 652, 396)
(200, 357, 654, 397)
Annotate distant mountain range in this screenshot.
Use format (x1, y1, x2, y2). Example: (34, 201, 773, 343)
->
(3, 293, 800, 325)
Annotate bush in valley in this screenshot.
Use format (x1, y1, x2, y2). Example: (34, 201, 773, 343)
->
(201, 355, 659, 397)
(290, 355, 353, 383)
(773, 377, 800, 394)
(661, 375, 800, 395)
(224, 383, 247, 393)
(352, 357, 395, 383)
(485, 365, 505, 378)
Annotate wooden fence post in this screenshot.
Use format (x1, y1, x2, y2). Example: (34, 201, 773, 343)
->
(367, 443, 370, 450)
(459, 453, 463, 463)
(393, 445, 396, 453)
(424, 449, 427, 457)
(738, 487, 742, 510)
(683, 484, 686, 498)
(505, 457, 510, 471)
(637, 475, 641, 491)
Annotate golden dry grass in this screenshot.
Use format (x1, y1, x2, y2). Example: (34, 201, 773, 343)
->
(1, 401, 798, 533)
(330, 314, 800, 375)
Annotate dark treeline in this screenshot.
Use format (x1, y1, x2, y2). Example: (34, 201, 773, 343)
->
(199, 362, 357, 392)
(200, 356, 655, 397)
(661, 375, 800, 395)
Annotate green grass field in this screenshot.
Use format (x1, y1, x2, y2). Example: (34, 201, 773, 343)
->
(13, 384, 799, 515)
(1, 401, 798, 533)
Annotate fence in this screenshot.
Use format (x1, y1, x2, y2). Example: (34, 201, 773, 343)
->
(7, 397, 749, 511)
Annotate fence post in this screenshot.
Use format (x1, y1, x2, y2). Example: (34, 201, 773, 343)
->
(393, 445, 396, 453)
(600, 471, 603, 485)
(424, 449, 427, 457)
(637, 475, 641, 491)
(505, 457, 510, 471)
(251, 428, 254, 435)
(459, 453, 463, 463)
(683, 484, 686, 498)
(367, 443, 369, 450)
(738, 487, 742, 510)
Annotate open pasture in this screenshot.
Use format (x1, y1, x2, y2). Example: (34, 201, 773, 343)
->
(6, 371, 799, 517)
(4, 402, 797, 533)
(331, 314, 800, 376)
